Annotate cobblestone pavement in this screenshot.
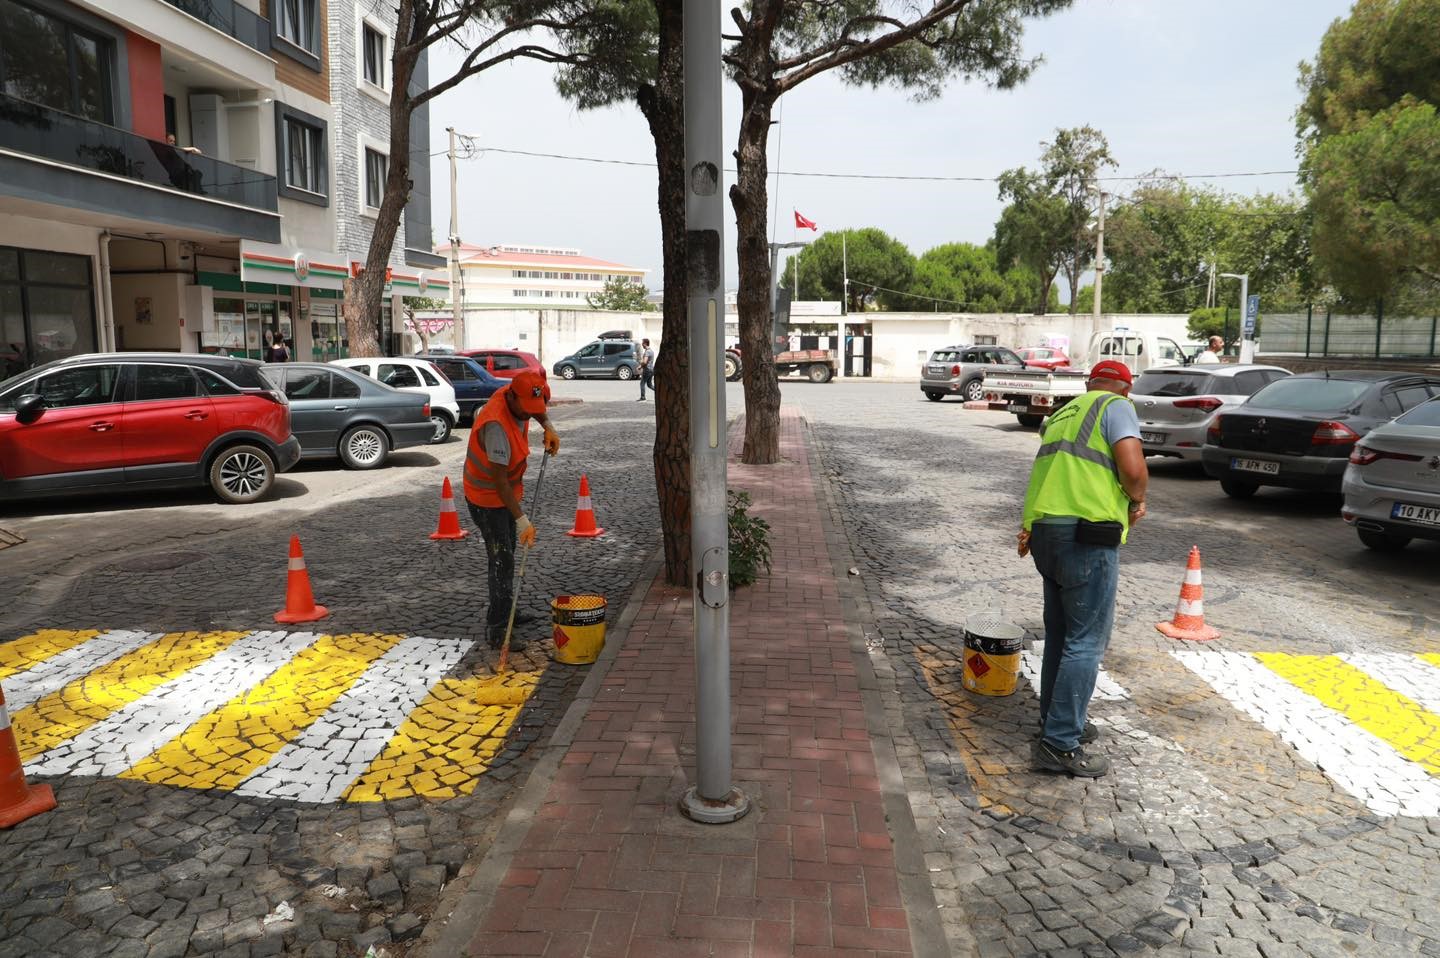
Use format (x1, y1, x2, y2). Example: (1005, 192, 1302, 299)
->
(793, 382, 1440, 958)
(0, 387, 662, 958)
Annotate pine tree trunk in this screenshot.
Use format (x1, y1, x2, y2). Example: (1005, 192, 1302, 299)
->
(730, 88, 782, 465)
(641, 0, 691, 587)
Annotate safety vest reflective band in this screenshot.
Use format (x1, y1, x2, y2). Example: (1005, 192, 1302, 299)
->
(462, 388, 530, 508)
(1021, 390, 1133, 543)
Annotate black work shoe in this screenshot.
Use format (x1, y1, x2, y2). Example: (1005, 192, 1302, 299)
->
(1037, 722, 1099, 745)
(512, 610, 537, 625)
(1032, 739, 1109, 778)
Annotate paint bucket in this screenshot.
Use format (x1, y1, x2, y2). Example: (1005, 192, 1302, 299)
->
(551, 595, 607, 665)
(962, 615, 1025, 696)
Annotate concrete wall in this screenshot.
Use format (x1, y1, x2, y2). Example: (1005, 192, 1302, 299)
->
(111, 274, 186, 352)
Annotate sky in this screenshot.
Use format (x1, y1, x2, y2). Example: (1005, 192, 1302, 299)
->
(422, 0, 1355, 292)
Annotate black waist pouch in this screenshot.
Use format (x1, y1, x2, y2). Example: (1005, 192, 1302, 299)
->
(1075, 519, 1123, 546)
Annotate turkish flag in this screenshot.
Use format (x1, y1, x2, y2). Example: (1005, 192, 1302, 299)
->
(794, 210, 818, 231)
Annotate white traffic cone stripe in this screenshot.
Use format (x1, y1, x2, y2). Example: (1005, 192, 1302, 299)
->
(1176, 598, 1204, 617)
(288, 557, 307, 571)
(1183, 568, 1204, 586)
(577, 496, 592, 511)
(440, 499, 457, 513)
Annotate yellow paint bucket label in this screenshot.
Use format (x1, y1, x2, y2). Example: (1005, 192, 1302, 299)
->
(551, 595, 607, 665)
(962, 617, 1025, 697)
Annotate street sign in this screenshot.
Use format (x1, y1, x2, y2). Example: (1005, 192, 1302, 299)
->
(1244, 295, 1260, 337)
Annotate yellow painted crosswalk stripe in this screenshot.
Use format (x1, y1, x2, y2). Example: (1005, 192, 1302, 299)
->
(1421, 653, 1440, 672)
(0, 630, 101, 681)
(13, 631, 246, 761)
(342, 672, 540, 802)
(1257, 653, 1440, 775)
(120, 632, 405, 791)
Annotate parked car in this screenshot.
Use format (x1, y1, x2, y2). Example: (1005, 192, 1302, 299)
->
(1017, 346, 1071, 370)
(458, 348, 544, 380)
(418, 354, 505, 421)
(1132, 365, 1291, 461)
(1342, 397, 1440, 551)
(0, 353, 300, 504)
(553, 340, 641, 381)
(330, 357, 461, 444)
(921, 345, 1027, 403)
(1201, 371, 1440, 498)
(261, 364, 433, 469)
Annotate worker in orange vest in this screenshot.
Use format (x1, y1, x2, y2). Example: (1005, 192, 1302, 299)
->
(463, 368, 561, 648)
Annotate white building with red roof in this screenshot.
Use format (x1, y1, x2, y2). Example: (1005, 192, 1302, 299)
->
(445, 243, 649, 307)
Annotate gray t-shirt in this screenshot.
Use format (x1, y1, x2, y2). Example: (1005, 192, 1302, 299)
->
(481, 415, 527, 466)
(642, 347, 656, 367)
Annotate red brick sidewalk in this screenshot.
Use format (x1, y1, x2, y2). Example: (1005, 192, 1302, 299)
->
(463, 409, 915, 957)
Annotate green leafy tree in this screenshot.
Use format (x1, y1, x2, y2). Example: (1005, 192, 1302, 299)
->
(1187, 306, 1258, 348)
(587, 276, 655, 311)
(778, 229, 915, 311)
(725, 0, 1074, 464)
(904, 242, 1052, 311)
(994, 175, 1070, 314)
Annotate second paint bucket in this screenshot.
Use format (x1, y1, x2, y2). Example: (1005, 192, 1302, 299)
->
(962, 615, 1025, 696)
(551, 595, 607, 665)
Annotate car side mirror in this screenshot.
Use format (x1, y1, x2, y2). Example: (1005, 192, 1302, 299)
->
(14, 393, 45, 424)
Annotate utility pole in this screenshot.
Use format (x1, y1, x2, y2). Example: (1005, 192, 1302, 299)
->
(680, 0, 748, 826)
(446, 127, 466, 350)
(840, 233, 848, 378)
(1092, 188, 1107, 333)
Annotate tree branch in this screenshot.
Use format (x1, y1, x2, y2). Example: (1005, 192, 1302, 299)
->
(775, 0, 971, 93)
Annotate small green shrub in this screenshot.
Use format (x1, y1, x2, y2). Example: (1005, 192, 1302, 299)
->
(727, 490, 772, 589)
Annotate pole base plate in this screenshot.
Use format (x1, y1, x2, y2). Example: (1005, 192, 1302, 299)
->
(679, 786, 751, 825)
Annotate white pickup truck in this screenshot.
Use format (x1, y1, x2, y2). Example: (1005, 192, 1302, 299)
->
(984, 330, 1189, 426)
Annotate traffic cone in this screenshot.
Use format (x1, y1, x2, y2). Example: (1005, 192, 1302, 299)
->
(1156, 546, 1220, 642)
(274, 535, 329, 624)
(429, 477, 469, 541)
(565, 475, 606, 538)
(0, 681, 56, 828)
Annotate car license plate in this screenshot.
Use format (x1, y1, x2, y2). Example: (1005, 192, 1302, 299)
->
(1392, 502, 1440, 526)
(1141, 431, 1166, 444)
(1008, 404, 1028, 413)
(1231, 457, 1280, 475)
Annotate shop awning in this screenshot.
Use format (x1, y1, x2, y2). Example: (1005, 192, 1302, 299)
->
(239, 242, 451, 303)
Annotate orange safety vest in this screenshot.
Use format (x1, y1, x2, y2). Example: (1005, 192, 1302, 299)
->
(462, 388, 530, 508)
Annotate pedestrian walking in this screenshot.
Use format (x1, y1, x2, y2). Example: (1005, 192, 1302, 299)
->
(637, 338, 656, 401)
(1195, 335, 1223, 364)
(270, 337, 290, 363)
(1017, 359, 1148, 778)
(462, 369, 561, 649)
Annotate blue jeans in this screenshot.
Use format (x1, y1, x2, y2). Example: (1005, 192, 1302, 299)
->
(1029, 522, 1120, 751)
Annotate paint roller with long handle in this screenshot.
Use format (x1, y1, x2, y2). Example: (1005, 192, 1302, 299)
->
(497, 448, 550, 675)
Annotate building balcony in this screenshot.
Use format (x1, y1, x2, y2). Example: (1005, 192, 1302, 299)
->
(0, 93, 280, 241)
(161, 0, 270, 55)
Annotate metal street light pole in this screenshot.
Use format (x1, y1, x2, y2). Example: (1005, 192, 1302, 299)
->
(1092, 189, 1107, 333)
(1220, 272, 1250, 362)
(446, 127, 466, 350)
(680, 0, 749, 826)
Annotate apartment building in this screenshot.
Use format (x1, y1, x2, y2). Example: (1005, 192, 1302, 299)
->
(449, 243, 649, 308)
(0, 0, 446, 380)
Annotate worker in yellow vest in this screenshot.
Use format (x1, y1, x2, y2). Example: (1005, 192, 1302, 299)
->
(1017, 359, 1148, 778)
(463, 369, 561, 649)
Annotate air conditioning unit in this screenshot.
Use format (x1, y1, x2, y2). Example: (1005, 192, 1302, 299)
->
(183, 285, 216, 332)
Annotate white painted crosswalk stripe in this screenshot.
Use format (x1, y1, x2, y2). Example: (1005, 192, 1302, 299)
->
(233, 636, 472, 804)
(1173, 649, 1440, 818)
(1020, 649, 1130, 702)
(1341, 653, 1440, 715)
(25, 630, 317, 778)
(2, 630, 157, 713)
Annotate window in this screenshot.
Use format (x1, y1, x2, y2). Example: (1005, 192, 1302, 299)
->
(195, 369, 240, 396)
(378, 363, 420, 388)
(20, 364, 119, 409)
(364, 147, 387, 210)
(276, 0, 319, 56)
(283, 368, 330, 400)
(417, 365, 440, 387)
(973, 335, 997, 346)
(133, 365, 199, 401)
(332, 373, 361, 399)
(576, 344, 601, 358)
(0, 245, 97, 373)
(0, 1, 114, 122)
(1397, 397, 1440, 427)
(276, 105, 327, 203)
(1230, 371, 1272, 396)
(997, 349, 1023, 365)
(361, 23, 385, 88)
(440, 360, 476, 382)
(1392, 385, 1434, 413)
(603, 343, 630, 357)
(491, 354, 523, 371)
(512, 270, 525, 278)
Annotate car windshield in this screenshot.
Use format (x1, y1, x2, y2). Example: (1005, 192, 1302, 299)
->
(1249, 377, 1372, 411)
(930, 350, 961, 363)
(1397, 397, 1440, 427)
(1132, 371, 1218, 397)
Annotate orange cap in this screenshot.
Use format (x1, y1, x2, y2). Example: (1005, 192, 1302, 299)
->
(508, 369, 550, 416)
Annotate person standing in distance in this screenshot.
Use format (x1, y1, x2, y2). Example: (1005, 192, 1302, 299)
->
(1195, 335, 1223, 364)
(637, 338, 656, 401)
(463, 369, 561, 649)
(1016, 359, 1148, 778)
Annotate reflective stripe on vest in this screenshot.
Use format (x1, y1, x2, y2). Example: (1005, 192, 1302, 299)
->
(1034, 392, 1118, 475)
(462, 389, 530, 507)
(1021, 391, 1133, 542)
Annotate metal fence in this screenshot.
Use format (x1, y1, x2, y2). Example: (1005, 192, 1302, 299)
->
(1258, 305, 1440, 359)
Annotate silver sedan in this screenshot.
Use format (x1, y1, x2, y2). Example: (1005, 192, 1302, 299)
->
(1342, 397, 1440, 551)
(1132, 365, 1291, 461)
(262, 364, 434, 469)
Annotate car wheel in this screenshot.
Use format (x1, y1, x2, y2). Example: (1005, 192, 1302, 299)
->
(1220, 479, 1258, 499)
(925, 391, 943, 402)
(1358, 528, 1411, 552)
(559, 365, 577, 380)
(807, 363, 833, 384)
(616, 365, 635, 381)
(724, 353, 741, 381)
(428, 411, 454, 444)
(963, 378, 985, 402)
(1017, 414, 1044, 428)
(209, 445, 275, 504)
(339, 425, 390, 470)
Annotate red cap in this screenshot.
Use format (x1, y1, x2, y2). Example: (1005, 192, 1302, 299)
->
(507, 369, 550, 415)
(1088, 359, 1133, 385)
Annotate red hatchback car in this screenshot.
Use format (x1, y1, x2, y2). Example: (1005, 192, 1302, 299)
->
(1017, 346, 1072, 370)
(0, 354, 301, 504)
(458, 348, 544, 380)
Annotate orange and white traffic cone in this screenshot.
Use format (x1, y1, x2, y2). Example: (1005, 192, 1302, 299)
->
(429, 477, 469, 541)
(0, 681, 55, 828)
(1156, 545, 1220, 642)
(274, 535, 329, 624)
(565, 475, 606, 539)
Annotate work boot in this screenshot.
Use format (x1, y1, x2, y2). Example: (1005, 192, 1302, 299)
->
(1036, 722, 1099, 745)
(512, 610, 537, 626)
(1031, 739, 1109, 778)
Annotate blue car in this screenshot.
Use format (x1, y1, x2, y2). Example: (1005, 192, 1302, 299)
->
(419, 354, 505, 421)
